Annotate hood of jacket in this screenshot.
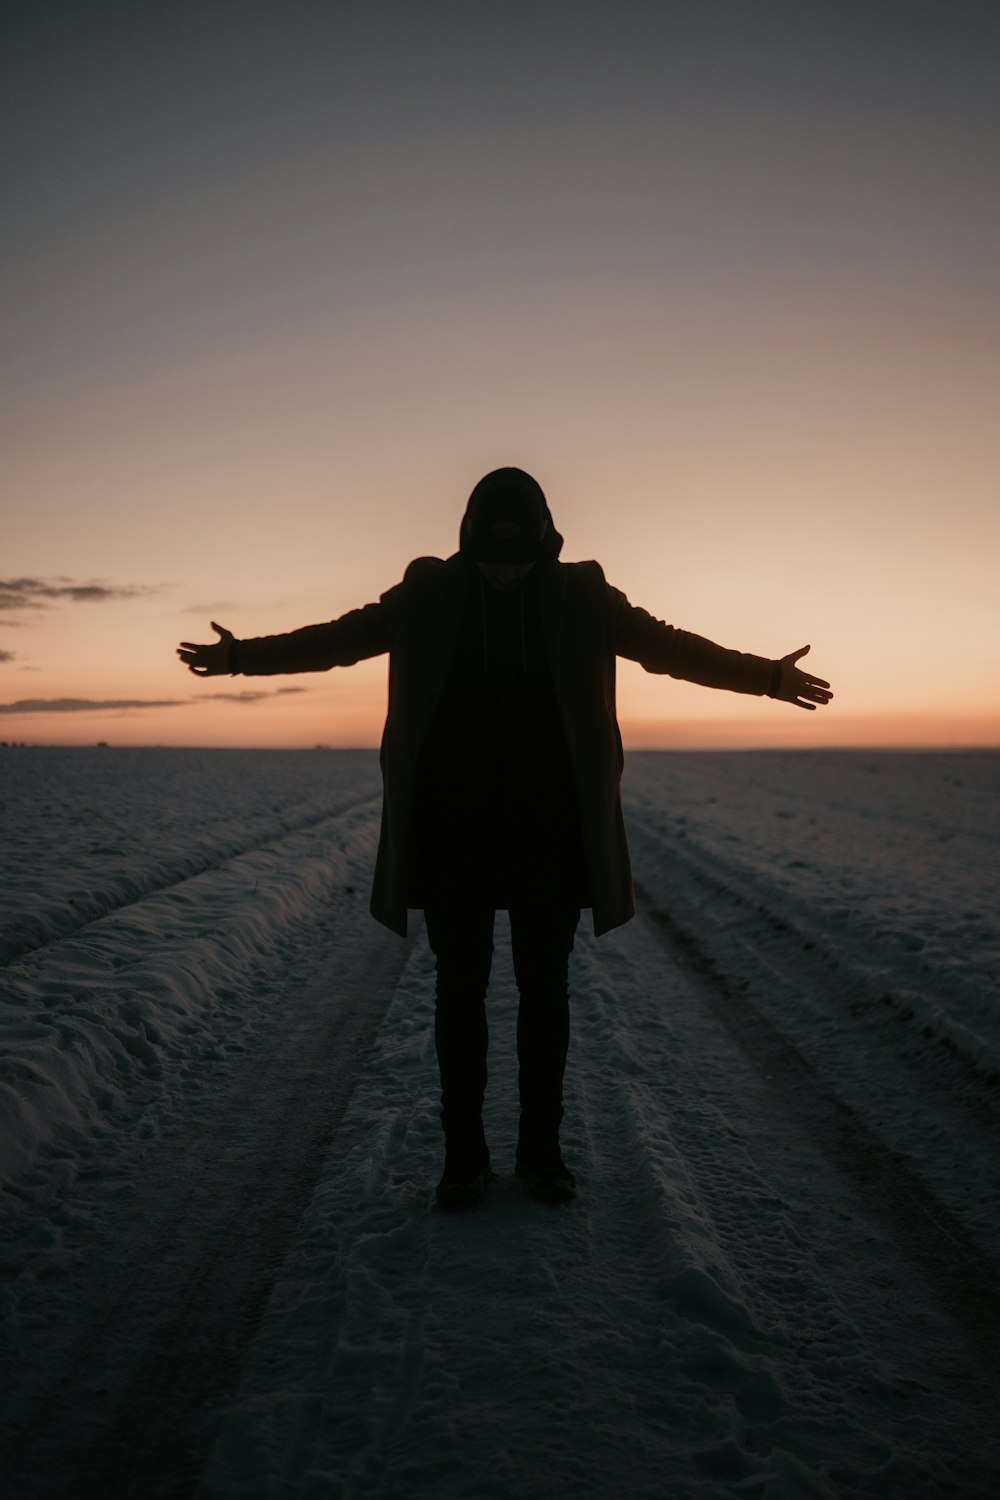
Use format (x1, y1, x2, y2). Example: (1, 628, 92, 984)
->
(458, 467, 564, 568)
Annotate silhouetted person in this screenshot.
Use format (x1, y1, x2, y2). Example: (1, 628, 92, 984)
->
(178, 468, 832, 1209)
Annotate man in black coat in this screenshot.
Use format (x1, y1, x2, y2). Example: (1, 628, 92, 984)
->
(179, 468, 832, 1209)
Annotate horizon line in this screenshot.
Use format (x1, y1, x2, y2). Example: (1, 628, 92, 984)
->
(4, 740, 998, 753)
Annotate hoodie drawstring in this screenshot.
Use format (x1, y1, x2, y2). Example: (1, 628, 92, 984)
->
(478, 573, 529, 676)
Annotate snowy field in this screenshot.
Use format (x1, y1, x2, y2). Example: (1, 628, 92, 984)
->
(1, 746, 998, 1498)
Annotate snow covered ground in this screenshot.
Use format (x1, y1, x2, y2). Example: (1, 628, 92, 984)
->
(1, 746, 998, 1497)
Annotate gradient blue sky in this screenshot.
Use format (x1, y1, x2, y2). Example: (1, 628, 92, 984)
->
(3, 1, 998, 746)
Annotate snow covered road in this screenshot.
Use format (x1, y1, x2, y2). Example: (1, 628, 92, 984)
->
(196, 897, 1000, 1498)
(2, 750, 999, 1497)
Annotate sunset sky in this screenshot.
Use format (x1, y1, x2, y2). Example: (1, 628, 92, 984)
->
(3, 1, 998, 749)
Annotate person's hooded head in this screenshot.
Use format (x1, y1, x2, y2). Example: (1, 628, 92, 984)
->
(459, 468, 563, 578)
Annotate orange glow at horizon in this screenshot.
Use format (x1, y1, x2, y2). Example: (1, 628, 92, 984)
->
(4, 658, 998, 753)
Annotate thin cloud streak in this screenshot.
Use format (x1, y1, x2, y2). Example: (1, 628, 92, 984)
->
(199, 688, 306, 703)
(0, 578, 157, 611)
(0, 688, 307, 714)
(0, 698, 186, 714)
(0, 650, 15, 663)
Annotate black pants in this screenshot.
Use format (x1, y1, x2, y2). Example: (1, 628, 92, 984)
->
(424, 902, 580, 1159)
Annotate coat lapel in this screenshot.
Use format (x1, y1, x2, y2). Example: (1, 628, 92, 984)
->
(536, 562, 567, 684)
(400, 555, 468, 753)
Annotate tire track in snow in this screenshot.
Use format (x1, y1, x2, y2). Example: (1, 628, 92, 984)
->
(626, 811, 1000, 1254)
(0, 913, 411, 1500)
(633, 887, 1000, 1369)
(622, 772, 1000, 1094)
(197, 923, 728, 1500)
(0, 799, 389, 1190)
(571, 917, 1000, 1494)
(0, 792, 382, 968)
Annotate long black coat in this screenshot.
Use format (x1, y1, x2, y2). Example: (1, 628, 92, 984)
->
(234, 555, 774, 936)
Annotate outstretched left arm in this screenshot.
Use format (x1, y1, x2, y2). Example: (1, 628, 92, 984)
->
(609, 583, 833, 709)
(767, 644, 833, 711)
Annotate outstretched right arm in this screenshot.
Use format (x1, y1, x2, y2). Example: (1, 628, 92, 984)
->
(177, 599, 393, 678)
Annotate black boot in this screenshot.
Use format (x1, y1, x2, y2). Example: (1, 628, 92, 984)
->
(515, 1134, 576, 1204)
(436, 1119, 495, 1211)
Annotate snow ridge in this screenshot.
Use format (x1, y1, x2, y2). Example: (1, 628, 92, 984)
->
(623, 751, 1000, 1084)
(0, 795, 381, 1187)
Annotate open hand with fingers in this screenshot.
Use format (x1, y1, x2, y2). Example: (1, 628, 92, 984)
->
(773, 645, 833, 710)
(177, 622, 235, 677)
